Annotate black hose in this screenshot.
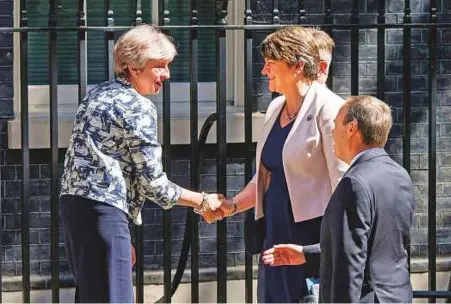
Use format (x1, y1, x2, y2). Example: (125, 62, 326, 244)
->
(155, 113, 218, 303)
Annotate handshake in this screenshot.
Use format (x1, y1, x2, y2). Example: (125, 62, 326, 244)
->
(194, 193, 238, 223)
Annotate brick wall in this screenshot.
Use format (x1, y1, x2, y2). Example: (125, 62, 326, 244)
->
(0, 0, 16, 276)
(0, 152, 249, 276)
(0, 0, 450, 280)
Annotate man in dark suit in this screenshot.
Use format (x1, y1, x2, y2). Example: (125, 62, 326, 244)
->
(262, 95, 415, 303)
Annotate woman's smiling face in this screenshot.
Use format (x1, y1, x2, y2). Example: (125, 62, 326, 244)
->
(131, 59, 171, 96)
(261, 58, 297, 94)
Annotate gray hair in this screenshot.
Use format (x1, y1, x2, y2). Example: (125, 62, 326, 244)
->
(343, 95, 393, 147)
(113, 24, 177, 77)
(310, 28, 334, 65)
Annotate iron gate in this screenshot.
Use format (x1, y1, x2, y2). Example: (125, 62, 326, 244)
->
(0, 0, 450, 302)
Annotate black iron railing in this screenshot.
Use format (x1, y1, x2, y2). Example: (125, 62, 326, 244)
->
(244, 1, 254, 302)
(0, 0, 450, 302)
(428, 0, 438, 294)
(403, 0, 412, 272)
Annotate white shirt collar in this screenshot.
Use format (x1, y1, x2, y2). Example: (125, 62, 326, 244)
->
(350, 148, 378, 166)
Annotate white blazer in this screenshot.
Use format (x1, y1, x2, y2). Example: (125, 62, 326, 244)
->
(251, 82, 349, 222)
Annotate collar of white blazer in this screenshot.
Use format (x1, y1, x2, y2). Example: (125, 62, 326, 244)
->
(253, 81, 349, 223)
(262, 84, 314, 146)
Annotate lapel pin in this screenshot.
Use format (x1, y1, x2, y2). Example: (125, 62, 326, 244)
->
(307, 114, 313, 121)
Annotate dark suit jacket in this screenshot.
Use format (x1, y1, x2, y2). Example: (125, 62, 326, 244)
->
(319, 148, 415, 303)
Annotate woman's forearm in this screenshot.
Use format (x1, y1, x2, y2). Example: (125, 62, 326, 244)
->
(233, 182, 256, 213)
(176, 188, 203, 209)
(174, 181, 256, 217)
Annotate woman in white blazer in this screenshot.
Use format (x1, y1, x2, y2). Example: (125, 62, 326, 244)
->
(219, 26, 349, 302)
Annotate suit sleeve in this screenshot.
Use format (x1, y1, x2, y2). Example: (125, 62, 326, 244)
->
(303, 243, 321, 265)
(303, 243, 321, 255)
(318, 102, 349, 192)
(331, 176, 373, 303)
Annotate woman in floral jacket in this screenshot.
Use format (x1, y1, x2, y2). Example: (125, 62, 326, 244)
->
(59, 25, 226, 303)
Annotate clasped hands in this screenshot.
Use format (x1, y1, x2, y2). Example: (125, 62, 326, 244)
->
(194, 193, 236, 223)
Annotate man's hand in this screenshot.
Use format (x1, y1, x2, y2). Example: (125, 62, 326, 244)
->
(261, 244, 306, 266)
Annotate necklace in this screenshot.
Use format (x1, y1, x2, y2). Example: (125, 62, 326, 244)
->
(284, 100, 303, 122)
(284, 106, 300, 121)
(283, 85, 311, 122)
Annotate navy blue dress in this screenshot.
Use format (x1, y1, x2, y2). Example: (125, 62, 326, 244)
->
(260, 112, 322, 303)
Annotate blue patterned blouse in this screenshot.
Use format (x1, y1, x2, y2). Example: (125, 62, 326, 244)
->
(60, 78, 182, 225)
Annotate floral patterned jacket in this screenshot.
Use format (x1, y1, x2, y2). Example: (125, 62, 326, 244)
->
(60, 78, 182, 225)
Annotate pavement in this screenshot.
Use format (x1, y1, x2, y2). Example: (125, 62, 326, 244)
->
(1, 279, 258, 303)
(1, 265, 451, 303)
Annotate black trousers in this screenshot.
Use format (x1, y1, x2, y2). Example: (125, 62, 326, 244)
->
(60, 195, 134, 303)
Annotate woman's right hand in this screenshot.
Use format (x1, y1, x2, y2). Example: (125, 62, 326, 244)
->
(218, 198, 237, 218)
(201, 194, 241, 223)
(202, 208, 224, 223)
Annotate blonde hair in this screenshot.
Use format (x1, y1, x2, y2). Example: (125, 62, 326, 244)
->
(343, 95, 393, 147)
(260, 26, 321, 81)
(310, 28, 334, 64)
(113, 24, 177, 77)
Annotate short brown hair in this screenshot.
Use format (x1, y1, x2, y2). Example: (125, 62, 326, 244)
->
(343, 95, 393, 147)
(260, 26, 320, 81)
(311, 28, 335, 57)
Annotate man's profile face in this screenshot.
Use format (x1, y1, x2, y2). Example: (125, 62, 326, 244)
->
(332, 106, 348, 162)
